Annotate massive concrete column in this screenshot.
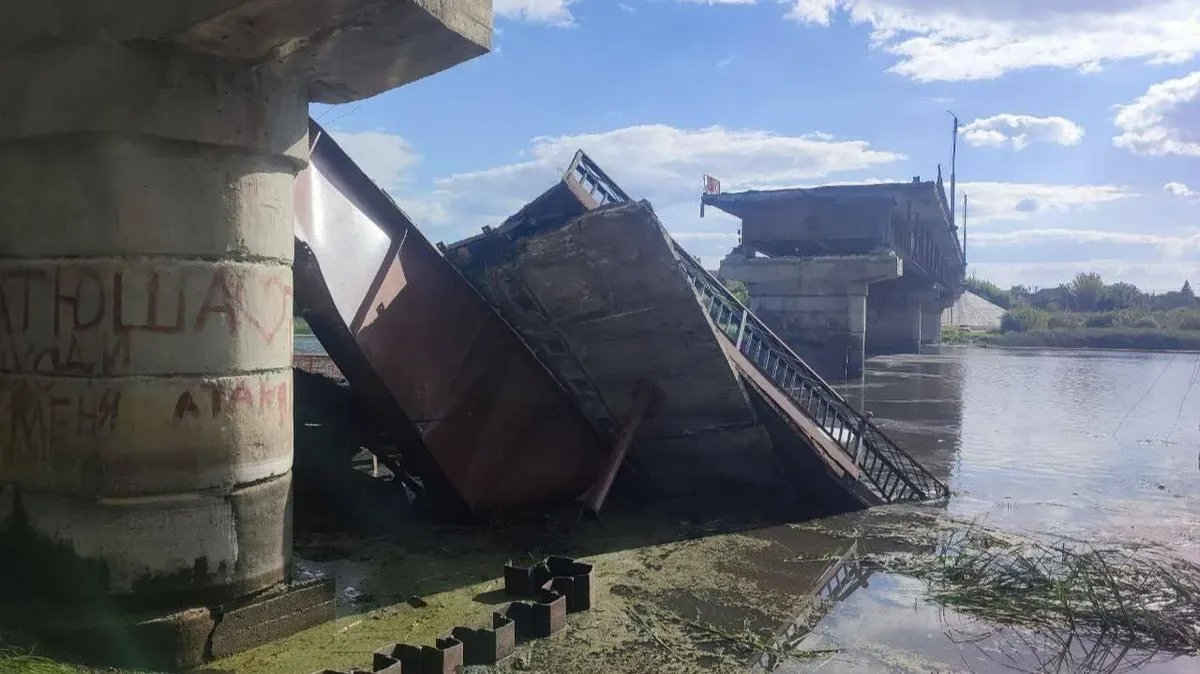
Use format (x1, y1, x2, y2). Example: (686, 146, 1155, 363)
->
(0, 1, 490, 666)
(921, 299, 945, 345)
(720, 252, 900, 380)
(0, 41, 303, 611)
(866, 281, 949, 352)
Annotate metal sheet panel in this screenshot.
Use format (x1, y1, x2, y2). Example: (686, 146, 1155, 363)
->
(294, 122, 605, 513)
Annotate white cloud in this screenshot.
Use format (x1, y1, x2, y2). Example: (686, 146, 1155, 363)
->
(494, 0, 577, 26)
(785, 0, 838, 24)
(781, 0, 1200, 81)
(960, 114, 1084, 150)
(971, 228, 1200, 251)
(960, 181, 1135, 224)
(672, 231, 742, 241)
(1113, 71, 1200, 157)
(422, 124, 904, 240)
(1165, 181, 1199, 198)
(329, 130, 421, 189)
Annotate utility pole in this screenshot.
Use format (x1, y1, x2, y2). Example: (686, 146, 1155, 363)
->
(947, 111, 959, 228)
(962, 192, 968, 264)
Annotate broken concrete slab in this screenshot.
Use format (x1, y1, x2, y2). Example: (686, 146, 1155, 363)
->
(449, 200, 793, 506)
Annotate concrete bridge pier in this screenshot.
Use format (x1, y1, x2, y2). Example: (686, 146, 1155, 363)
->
(720, 252, 901, 380)
(0, 2, 488, 668)
(865, 280, 951, 353)
(921, 296, 950, 345)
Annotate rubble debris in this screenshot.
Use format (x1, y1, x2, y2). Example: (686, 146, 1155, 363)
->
(297, 129, 942, 519)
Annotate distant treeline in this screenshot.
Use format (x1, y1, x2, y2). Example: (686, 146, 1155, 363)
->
(955, 273, 1200, 350)
(966, 273, 1198, 314)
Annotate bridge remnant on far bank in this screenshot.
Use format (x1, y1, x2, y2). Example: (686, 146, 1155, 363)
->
(703, 175, 966, 379)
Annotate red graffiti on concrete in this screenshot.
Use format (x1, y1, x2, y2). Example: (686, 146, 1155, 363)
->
(172, 379, 290, 428)
(0, 379, 121, 473)
(0, 264, 292, 375)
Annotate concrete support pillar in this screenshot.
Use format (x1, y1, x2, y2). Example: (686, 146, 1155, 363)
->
(846, 294, 868, 380)
(0, 2, 489, 667)
(920, 300, 944, 345)
(720, 252, 900, 380)
(0, 40, 303, 620)
(865, 279, 930, 354)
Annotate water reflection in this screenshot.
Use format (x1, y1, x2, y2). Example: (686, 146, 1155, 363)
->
(752, 540, 1195, 674)
(764, 347, 1200, 673)
(749, 543, 873, 672)
(849, 347, 1199, 558)
(839, 350, 967, 487)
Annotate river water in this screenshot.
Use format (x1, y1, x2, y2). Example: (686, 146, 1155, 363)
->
(781, 347, 1200, 673)
(850, 347, 1199, 561)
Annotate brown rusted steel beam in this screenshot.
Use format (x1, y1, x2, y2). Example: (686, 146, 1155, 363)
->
(581, 380, 659, 515)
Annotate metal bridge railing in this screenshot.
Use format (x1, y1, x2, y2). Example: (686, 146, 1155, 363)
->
(569, 151, 631, 207)
(672, 243, 948, 504)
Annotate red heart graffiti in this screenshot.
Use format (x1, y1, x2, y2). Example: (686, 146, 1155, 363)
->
(244, 273, 293, 346)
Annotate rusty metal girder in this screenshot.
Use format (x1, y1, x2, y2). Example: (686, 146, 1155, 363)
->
(293, 122, 605, 515)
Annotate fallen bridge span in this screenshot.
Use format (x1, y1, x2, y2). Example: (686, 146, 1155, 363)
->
(294, 138, 946, 517)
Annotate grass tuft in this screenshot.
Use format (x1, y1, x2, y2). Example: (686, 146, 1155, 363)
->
(883, 527, 1200, 656)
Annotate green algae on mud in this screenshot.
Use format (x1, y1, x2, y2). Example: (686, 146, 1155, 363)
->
(212, 509, 824, 674)
(21, 505, 1200, 673)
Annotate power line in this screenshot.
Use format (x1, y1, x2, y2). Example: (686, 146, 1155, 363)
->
(1112, 354, 1175, 437)
(320, 101, 365, 129)
(1165, 353, 1200, 442)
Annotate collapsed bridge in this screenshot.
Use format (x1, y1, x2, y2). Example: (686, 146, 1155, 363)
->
(294, 129, 948, 519)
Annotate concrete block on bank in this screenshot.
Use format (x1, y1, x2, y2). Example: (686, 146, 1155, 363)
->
(374, 635, 463, 674)
(546, 556, 594, 613)
(451, 612, 516, 665)
(504, 558, 549, 596)
(209, 577, 335, 659)
(503, 593, 567, 641)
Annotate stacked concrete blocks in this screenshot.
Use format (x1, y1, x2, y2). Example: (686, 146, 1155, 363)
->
(313, 556, 595, 673)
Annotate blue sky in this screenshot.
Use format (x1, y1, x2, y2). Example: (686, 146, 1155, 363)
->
(313, 0, 1200, 291)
